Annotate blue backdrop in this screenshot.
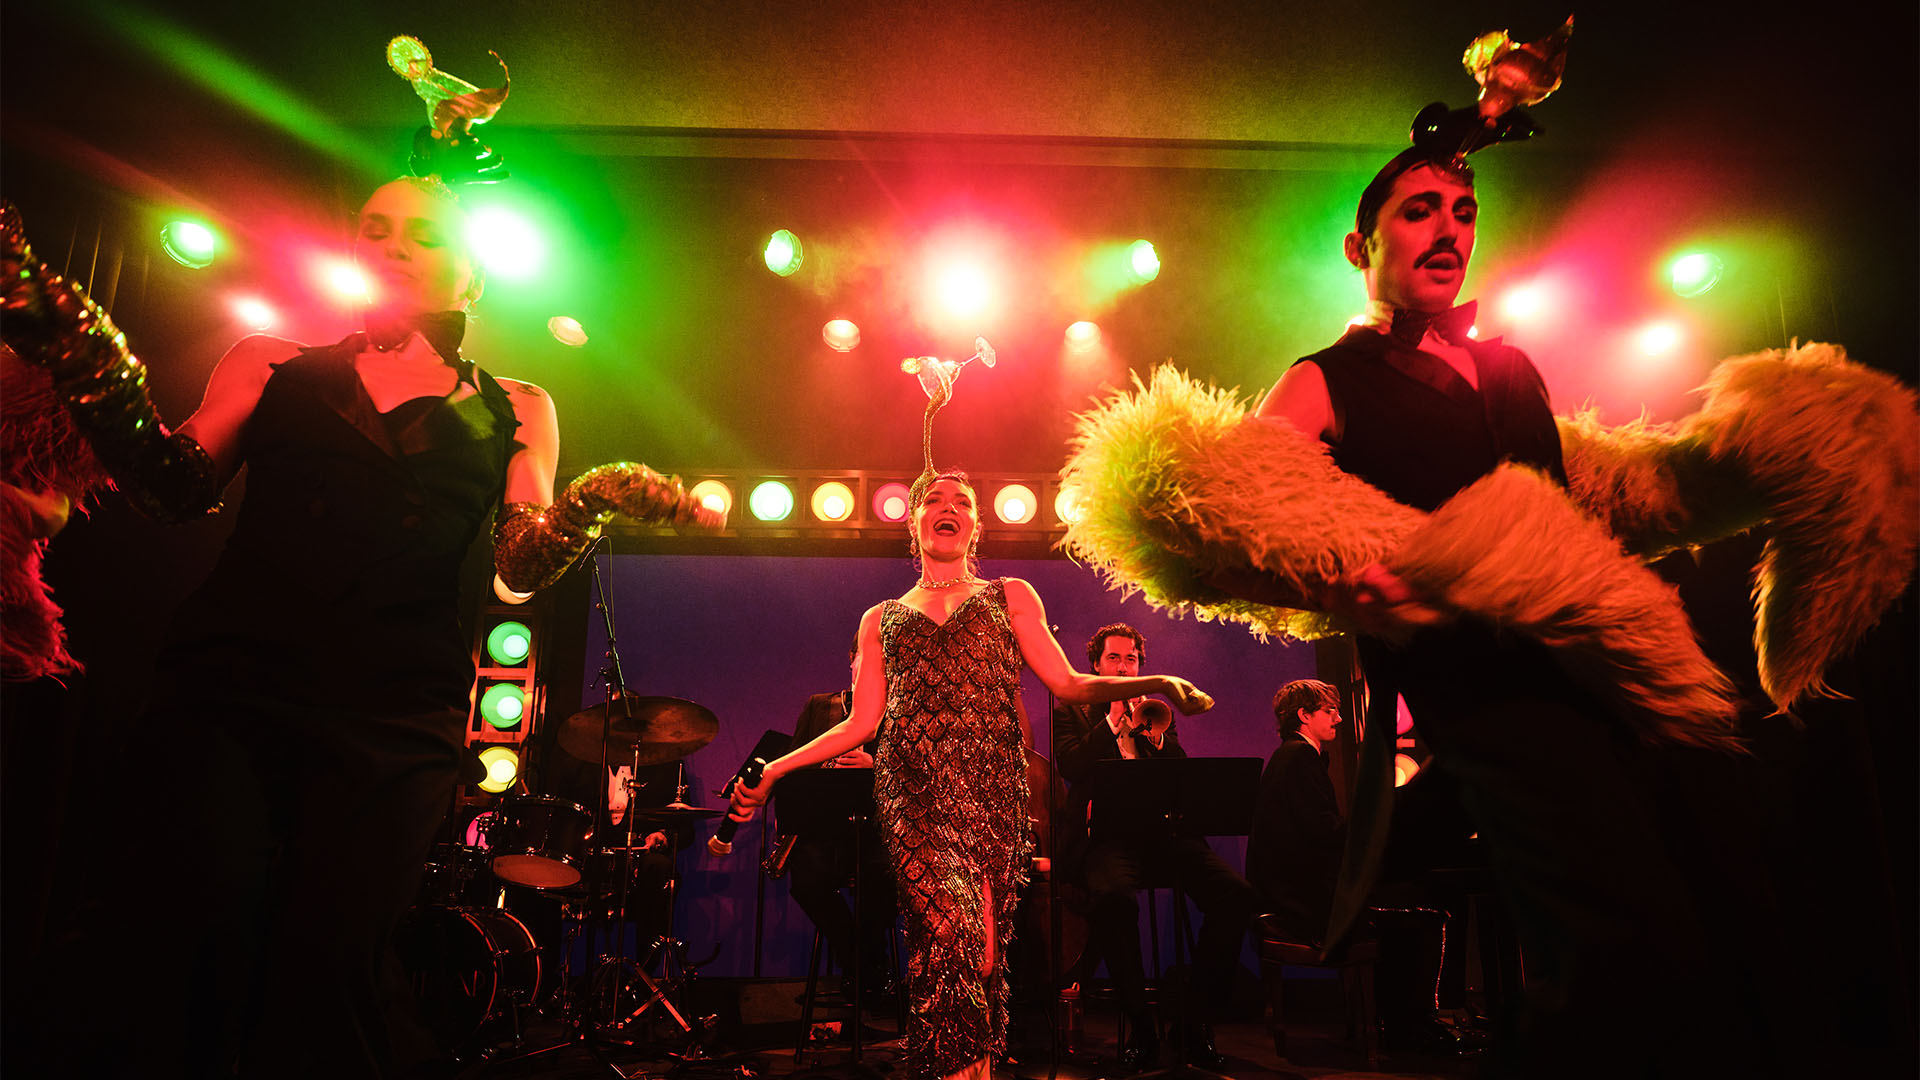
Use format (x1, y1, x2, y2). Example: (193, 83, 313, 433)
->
(579, 553, 1316, 978)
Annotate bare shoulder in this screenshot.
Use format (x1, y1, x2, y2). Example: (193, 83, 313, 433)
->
(1255, 359, 1333, 441)
(205, 333, 302, 395)
(492, 376, 558, 425)
(491, 375, 549, 400)
(1000, 576, 1043, 609)
(1255, 359, 1326, 416)
(218, 332, 302, 372)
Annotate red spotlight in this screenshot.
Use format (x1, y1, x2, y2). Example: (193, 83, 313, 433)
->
(1497, 282, 1543, 319)
(872, 482, 912, 523)
(822, 319, 861, 352)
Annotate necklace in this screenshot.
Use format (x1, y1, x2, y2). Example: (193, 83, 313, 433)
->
(916, 575, 981, 590)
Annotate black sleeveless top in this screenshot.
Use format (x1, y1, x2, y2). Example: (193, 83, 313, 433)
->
(163, 335, 519, 731)
(1294, 327, 1564, 510)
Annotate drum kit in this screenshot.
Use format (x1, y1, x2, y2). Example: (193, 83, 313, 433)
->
(395, 692, 729, 1066)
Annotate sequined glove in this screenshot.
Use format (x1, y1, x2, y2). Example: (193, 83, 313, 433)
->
(0, 204, 219, 523)
(493, 462, 723, 591)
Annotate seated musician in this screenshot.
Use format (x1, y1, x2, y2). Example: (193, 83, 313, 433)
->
(1249, 679, 1455, 1052)
(1054, 622, 1255, 1070)
(779, 645, 898, 1002)
(546, 747, 691, 929)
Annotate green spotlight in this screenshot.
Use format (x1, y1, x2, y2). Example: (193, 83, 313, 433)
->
(161, 220, 218, 269)
(748, 480, 795, 522)
(467, 207, 544, 279)
(479, 683, 525, 729)
(764, 229, 803, 277)
(1126, 239, 1160, 283)
(1669, 252, 1723, 297)
(486, 621, 532, 666)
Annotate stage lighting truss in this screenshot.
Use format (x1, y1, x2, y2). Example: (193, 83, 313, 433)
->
(469, 597, 545, 749)
(611, 470, 1080, 545)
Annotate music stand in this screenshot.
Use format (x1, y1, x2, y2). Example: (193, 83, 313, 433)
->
(775, 767, 888, 1076)
(1089, 757, 1261, 1080)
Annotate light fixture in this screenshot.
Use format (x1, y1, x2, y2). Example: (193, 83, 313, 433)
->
(764, 229, 803, 276)
(993, 483, 1037, 525)
(810, 481, 855, 522)
(822, 318, 861, 352)
(872, 482, 912, 523)
(748, 480, 795, 523)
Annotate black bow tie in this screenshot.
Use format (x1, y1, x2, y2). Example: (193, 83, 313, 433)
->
(362, 309, 475, 385)
(364, 309, 469, 361)
(1388, 300, 1477, 348)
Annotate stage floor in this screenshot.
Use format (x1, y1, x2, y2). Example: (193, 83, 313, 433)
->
(469, 979, 1478, 1080)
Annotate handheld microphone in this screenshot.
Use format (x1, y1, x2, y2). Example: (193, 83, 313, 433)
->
(707, 728, 794, 858)
(708, 756, 766, 857)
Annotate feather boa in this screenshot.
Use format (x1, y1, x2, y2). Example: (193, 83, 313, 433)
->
(3, 349, 109, 681)
(1559, 342, 1919, 708)
(1062, 345, 1917, 747)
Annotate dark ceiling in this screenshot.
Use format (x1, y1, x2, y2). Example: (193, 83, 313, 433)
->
(4, 1, 1915, 480)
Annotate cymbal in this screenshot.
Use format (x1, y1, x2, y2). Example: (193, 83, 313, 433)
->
(558, 695, 719, 765)
(625, 803, 725, 823)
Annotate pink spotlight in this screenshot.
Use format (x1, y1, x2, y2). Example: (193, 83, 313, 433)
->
(1500, 283, 1549, 322)
(930, 260, 992, 320)
(872, 481, 912, 523)
(1637, 321, 1683, 357)
(230, 295, 277, 331)
(320, 259, 370, 302)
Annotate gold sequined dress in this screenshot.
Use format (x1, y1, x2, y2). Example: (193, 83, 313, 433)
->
(876, 578, 1032, 1079)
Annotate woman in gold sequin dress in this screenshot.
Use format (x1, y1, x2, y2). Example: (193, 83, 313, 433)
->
(732, 474, 1212, 1080)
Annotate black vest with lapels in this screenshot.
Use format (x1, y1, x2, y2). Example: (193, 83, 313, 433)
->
(1293, 326, 1565, 511)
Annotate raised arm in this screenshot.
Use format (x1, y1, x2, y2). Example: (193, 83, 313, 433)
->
(1002, 577, 1211, 713)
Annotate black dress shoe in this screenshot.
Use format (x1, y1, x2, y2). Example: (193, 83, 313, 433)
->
(1119, 1013, 1160, 1071)
(1382, 1015, 1464, 1055)
(1177, 1023, 1226, 1070)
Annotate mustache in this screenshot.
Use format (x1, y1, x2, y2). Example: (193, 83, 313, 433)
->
(1415, 242, 1461, 268)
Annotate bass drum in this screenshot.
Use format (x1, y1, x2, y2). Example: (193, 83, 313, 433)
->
(395, 906, 542, 1053)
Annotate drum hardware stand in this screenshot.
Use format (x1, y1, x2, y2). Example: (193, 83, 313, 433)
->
(581, 542, 720, 1068)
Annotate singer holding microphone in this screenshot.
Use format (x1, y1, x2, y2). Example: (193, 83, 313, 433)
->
(727, 475, 1212, 1080)
(1054, 623, 1257, 1071)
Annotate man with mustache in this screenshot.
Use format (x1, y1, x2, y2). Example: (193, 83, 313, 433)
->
(1250, 150, 1727, 1075)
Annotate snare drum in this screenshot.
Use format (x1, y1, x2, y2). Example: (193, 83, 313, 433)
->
(488, 795, 592, 888)
(395, 906, 541, 1052)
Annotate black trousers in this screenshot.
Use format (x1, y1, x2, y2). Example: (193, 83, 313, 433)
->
(1082, 833, 1256, 1021)
(784, 825, 897, 979)
(128, 700, 463, 1079)
(1370, 625, 1759, 1078)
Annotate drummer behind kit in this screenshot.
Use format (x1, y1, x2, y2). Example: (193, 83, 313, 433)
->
(395, 693, 726, 1062)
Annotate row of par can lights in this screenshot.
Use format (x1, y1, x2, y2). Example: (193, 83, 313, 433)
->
(473, 617, 534, 793)
(685, 473, 1085, 530)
